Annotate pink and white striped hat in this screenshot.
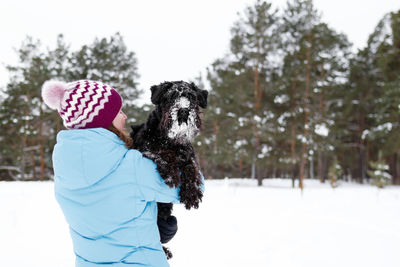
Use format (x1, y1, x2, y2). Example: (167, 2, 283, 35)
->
(41, 80, 122, 129)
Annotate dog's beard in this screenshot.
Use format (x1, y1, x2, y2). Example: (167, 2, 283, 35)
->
(166, 97, 199, 143)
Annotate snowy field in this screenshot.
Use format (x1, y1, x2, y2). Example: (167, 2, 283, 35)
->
(1, 178, 400, 267)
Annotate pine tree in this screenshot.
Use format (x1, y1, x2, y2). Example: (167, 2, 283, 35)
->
(278, 0, 351, 188)
(372, 10, 400, 185)
(0, 33, 142, 181)
(367, 151, 391, 188)
(340, 10, 400, 184)
(206, 0, 279, 183)
(0, 37, 52, 180)
(206, 57, 249, 178)
(280, 0, 320, 189)
(328, 156, 342, 188)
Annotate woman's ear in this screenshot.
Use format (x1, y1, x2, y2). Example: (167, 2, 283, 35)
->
(150, 82, 173, 105)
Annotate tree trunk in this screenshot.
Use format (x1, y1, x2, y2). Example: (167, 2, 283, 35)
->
(395, 150, 400, 185)
(299, 32, 312, 190)
(359, 144, 366, 183)
(322, 156, 327, 183)
(318, 150, 324, 182)
(291, 165, 296, 188)
(20, 134, 26, 181)
(39, 104, 45, 181)
(212, 121, 219, 179)
(253, 39, 262, 187)
(213, 121, 219, 153)
(31, 152, 37, 180)
(257, 168, 263, 186)
(272, 167, 276, 178)
(317, 70, 326, 183)
(357, 95, 367, 183)
(290, 82, 297, 188)
(276, 168, 281, 179)
(251, 154, 256, 180)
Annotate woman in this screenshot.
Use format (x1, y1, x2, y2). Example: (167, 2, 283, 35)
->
(42, 80, 180, 267)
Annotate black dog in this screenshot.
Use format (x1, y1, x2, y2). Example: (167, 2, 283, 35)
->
(130, 81, 208, 258)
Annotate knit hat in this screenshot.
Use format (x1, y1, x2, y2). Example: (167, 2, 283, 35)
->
(41, 80, 122, 129)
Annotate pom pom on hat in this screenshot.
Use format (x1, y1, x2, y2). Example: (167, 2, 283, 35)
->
(42, 80, 68, 110)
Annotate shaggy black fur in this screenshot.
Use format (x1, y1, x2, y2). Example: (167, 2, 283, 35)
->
(130, 81, 208, 259)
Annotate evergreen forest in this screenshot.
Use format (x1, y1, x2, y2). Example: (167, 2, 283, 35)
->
(1, 0, 400, 188)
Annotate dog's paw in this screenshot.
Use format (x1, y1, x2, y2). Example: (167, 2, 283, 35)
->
(179, 184, 203, 210)
(163, 246, 173, 260)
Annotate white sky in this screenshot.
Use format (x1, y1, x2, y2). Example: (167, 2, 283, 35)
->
(1, 0, 399, 104)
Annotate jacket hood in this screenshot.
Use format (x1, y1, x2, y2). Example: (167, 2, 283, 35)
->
(52, 128, 128, 190)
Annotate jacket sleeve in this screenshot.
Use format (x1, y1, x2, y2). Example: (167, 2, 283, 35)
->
(132, 150, 180, 203)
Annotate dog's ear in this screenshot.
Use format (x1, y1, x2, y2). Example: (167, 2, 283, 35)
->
(191, 82, 208, 108)
(130, 124, 143, 134)
(150, 82, 173, 105)
(198, 89, 208, 108)
(130, 123, 144, 140)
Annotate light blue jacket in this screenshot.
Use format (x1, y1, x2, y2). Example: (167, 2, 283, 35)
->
(52, 128, 181, 267)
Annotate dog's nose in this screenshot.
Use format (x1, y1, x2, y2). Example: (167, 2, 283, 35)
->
(177, 108, 189, 124)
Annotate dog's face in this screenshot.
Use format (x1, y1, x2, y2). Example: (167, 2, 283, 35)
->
(150, 81, 208, 144)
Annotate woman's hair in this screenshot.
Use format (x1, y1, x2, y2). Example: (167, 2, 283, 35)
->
(107, 125, 133, 148)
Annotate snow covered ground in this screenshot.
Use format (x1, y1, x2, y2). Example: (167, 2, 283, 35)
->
(1, 178, 399, 267)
